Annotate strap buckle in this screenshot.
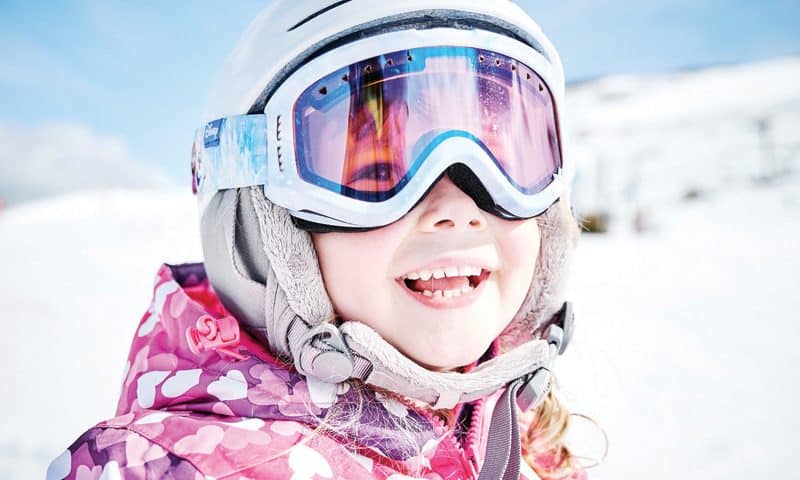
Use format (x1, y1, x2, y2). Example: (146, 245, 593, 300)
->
(515, 324, 564, 411)
(539, 301, 574, 354)
(295, 323, 355, 384)
(516, 302, 574, 411)
(516, 366, 552, 412)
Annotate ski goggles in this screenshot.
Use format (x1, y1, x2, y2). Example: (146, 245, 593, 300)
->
(192, 28, 571, 228)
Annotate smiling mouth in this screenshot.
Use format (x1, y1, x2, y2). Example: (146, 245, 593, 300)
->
(399, 266, 492, 298)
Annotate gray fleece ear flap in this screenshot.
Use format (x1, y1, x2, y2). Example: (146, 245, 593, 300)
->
(201, 188, 334, 356)
(201, 189, 288, 347)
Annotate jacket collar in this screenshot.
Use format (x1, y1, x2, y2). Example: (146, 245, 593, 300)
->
(117, 263, 452, 463)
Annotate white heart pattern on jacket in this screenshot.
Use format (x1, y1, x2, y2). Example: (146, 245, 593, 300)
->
(136, 371, 171, 409)
(138, 280, 179, 337)
(161, 369, 202, 398)
(207, 370, 247, 401)
(288, 444, 333, 479)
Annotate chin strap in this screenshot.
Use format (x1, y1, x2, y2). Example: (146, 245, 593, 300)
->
(287, 301, 573, 404)
(286, 302, 573, 475)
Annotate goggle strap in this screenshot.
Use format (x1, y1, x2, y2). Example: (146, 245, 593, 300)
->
(193, 114, 269, 197)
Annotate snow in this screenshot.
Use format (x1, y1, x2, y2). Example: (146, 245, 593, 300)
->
(0, 189, 201, 478)
(567, 57, 800, 224)
(561, 177, 800, 478)
(1, 57, 798, 478)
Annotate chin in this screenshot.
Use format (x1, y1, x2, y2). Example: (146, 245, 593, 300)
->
(411, 345, 489, 372)
(395, 323, 500, 372)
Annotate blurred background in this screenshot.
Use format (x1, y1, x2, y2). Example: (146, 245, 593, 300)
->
(1, 1, 798, 478)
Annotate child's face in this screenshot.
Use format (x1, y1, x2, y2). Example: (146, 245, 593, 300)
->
(312, 176, 539, 371)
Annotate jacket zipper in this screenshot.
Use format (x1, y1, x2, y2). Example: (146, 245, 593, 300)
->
(390, 393, 477, 479)
(464, 396, 486, 478)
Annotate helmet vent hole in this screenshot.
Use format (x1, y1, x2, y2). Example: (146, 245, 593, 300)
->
(386, 59, 394, 66)
(341, 74, 349, 82)
(479, 55, 485, 62)
(318, 86, 328, 95)
(407, 54, 414, 62)
(511, 64, 517, 71)
(526, 72, 532, 80)
(495, 59, 501, 66)
(276, 115, 284, 170)
(365, 65, 372, 73)
(539, 83, 544, 92)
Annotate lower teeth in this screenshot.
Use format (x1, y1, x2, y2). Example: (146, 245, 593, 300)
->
(422, 286, 474, 298)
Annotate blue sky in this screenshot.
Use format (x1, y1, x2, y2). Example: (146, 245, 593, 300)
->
(1, 1, 798, 185)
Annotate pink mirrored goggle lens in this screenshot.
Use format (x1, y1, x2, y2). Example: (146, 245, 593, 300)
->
(294, 46, 562, 202)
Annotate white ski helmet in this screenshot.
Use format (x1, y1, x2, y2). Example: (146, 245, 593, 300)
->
(197, 0, 580, 411)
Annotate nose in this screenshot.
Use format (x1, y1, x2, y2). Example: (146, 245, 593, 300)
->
(416, 176, 487, 232)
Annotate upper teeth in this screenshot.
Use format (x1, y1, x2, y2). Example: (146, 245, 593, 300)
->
(403, 266, 483, 280)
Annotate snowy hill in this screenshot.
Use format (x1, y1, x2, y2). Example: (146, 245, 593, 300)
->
(0, 189, 201, 478)
(1, 58, 799, 479)
(567, 57, 800, 231)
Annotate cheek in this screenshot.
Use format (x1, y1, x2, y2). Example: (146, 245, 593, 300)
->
(497, 219, 541, 296)
(311, 230, 399, 320)
(313, 234, 366, 302)
(511, 220, 541, 262)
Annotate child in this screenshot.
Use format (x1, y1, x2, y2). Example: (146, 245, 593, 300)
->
(48, 1, 589, 478)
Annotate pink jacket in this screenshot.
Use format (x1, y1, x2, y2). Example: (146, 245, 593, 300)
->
(47, 264, 585, 480)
